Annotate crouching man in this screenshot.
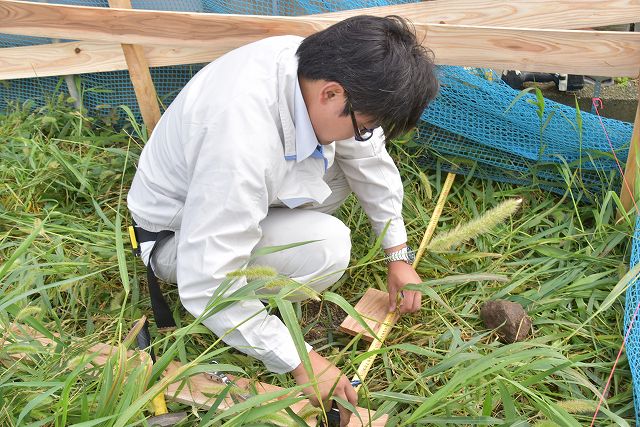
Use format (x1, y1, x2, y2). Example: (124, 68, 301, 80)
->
(127, 15, 438, 425)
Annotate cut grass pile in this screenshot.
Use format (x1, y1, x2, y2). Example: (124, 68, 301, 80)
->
(0, 99, 636, 426)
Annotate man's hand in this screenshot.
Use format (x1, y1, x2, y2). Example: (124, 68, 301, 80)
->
(291, 350, 357, 427)
(387, 261, 422, 313)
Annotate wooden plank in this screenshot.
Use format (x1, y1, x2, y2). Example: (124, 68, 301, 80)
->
(1, 0, 638, 38)
(2, 324, 385, 426)
(424, 25, 640, 76)
(620, 90, 640, 213)
(0, 41, 222, 80)
(320, 0, 640, 30)
(165, 362, 388, 426)
(2, 25, 640, 80)
(339, 288, 398, 342)
(2, 323, 151, 369)
(108, 0, 161, 133)
(0, 1, 637, 77)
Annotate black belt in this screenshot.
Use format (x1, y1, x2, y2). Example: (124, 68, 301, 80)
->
(130, 223, 177, 330)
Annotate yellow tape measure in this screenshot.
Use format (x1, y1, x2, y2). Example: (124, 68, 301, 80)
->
(352, 311, 395, 392)
(351, 172, 456, 393)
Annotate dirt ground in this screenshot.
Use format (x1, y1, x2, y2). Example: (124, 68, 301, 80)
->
(300, 300, 348, 345)
(538, 78, 638, 123)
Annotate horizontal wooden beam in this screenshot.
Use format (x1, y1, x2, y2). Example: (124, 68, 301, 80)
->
(0, 41, 228, 80)
(2, 24, 639, 81)
(1, 0, 639, 80)
(320, 0, 640, 29)
(3, 0, 640, 41)
(2, 1, 320, 47)
(2, 0, 640, 51)
(427, 25, 640, 76)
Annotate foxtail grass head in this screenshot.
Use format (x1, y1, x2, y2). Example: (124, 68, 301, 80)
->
(428, 198, 522, 252)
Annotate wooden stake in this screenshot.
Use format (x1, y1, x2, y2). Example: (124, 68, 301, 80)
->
(620, 84, 640, 215)
(350, 172, 456, 392)
(108, 0, 161, 134)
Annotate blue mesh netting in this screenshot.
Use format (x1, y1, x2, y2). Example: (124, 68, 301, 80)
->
(417, 67, 633, 195)
(1, 0, 638, 418)
(628, 217, 640, 425)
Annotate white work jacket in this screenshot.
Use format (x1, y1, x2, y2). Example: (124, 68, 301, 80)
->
(127, 35, 407, 373)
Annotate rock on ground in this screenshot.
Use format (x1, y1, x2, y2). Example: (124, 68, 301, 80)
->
(480, 300, 531, 343)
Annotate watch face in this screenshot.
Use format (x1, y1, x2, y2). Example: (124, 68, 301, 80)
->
(407, 251, 416, 263)
(387, 246, 416, 264)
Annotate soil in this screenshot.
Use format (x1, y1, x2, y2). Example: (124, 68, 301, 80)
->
(539, 78, 638, 123)
(480, 300, 532, 344)
(300, 300, 348, 345)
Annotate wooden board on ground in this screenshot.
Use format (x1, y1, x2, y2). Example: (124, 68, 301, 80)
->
(165, 362, 388, 426)
(1, 323, 386, 426)
(1, 323, 151, 368)
(339, 288, 398, 342)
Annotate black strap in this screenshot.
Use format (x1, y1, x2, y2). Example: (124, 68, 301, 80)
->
(134, 318, 156, 363)
(135, 226, 161, 244)
(146, 230, 177, 330)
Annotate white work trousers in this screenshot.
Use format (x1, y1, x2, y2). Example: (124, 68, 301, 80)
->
(139, 163, 353, 297)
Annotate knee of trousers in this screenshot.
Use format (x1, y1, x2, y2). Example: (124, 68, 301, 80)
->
(306, 217, 352, 292)
(139, 236, 178, 284)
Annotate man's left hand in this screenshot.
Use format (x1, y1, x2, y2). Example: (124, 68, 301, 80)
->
(387, 261, 422, 314)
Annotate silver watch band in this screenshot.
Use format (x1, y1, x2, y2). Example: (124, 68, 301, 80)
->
(385, 247, 411, 264)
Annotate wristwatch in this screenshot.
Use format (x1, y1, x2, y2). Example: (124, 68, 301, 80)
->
(385, 246, 415, 265)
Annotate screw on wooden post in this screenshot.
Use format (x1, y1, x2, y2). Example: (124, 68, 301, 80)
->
(108, 0, 161, 134)
(351, 172, 456, 392)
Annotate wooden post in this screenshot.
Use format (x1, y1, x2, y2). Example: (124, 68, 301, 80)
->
(108, 0, 161, 134)
(46, 0, 83, 111)
(52, 39, 83, 110)
(620, 86, 640, 214)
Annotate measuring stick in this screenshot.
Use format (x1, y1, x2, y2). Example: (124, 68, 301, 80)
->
(351, 172, 456, 392)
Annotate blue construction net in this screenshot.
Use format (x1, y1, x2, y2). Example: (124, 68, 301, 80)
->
(628, 217, 640, 425)
(418, 67, 632, 196)
(1, 0, 638, 420)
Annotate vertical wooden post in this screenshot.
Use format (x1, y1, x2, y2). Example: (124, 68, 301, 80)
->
(620, 86, 640, 214)
(45, 0, 83, 111)
(108, 0, 161, 134)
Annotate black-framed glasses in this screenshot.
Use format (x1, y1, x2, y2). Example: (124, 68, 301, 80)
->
(349, 105, 375, 142)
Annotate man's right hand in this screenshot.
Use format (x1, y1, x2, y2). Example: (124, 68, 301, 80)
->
(290, 350, 358, 427)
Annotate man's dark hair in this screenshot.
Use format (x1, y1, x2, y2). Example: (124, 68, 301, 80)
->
(297, 15, 439, 141)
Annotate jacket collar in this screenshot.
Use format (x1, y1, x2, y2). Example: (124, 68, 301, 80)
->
(293, 78, 322, 162)
(277, 46, 301, 158)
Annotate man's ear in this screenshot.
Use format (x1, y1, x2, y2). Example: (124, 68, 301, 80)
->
(319, 81, 346, 104)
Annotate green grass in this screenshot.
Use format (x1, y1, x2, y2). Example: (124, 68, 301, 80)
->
(0, 98, 636, 426)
